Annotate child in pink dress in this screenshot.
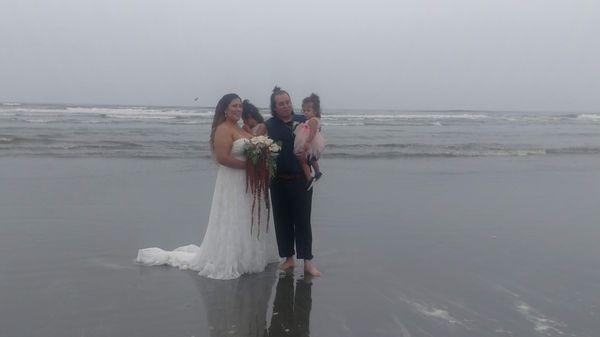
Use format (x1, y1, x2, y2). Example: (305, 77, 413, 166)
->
(294, 93, 325, 190)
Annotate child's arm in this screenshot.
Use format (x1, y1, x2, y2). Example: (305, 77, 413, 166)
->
(254, 123, 267, 136)
(304, 118, 319, 149)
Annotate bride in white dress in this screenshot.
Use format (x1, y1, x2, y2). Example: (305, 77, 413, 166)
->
(136, 93, 279, 280)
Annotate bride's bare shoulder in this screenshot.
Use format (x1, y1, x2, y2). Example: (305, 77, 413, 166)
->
(214, 124, 236, 145)
(215, 123, 233, 135)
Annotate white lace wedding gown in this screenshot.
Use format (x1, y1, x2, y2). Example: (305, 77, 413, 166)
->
(136, 138, 280, 280)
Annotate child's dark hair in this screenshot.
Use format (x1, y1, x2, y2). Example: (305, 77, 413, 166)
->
(242, 99, 264, 123)
(302, 93, 321, 118)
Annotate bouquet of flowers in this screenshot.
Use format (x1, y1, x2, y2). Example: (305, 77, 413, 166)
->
(244, 135, 281, 237)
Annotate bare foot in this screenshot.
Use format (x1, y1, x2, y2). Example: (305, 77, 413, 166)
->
(280, 257, 295, 270)
(304, 260, 322, 277)
(302, 274, 314, 284)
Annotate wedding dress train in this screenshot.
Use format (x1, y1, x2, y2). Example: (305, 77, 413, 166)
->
(136, 139, 279, 279)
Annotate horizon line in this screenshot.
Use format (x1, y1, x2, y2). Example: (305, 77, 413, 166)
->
(1, 100, 597, 114)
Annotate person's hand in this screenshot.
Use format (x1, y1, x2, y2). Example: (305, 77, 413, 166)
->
(254, 123, 267, 136)
(296, 147, 307, 159)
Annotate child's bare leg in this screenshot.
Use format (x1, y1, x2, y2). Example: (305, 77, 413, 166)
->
(312, 160, 321, 175)
(296, 153, 312, 181)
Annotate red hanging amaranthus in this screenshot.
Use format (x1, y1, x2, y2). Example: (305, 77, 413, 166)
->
(244, 136, 280, 238)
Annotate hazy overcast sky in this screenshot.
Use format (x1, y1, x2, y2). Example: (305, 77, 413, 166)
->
(1, 0, 599, 110)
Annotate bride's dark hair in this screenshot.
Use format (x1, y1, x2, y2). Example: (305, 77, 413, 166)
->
(210, 93, 241, 152)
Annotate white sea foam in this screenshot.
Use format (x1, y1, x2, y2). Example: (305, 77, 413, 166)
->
(494, 283, 567, 335)
(107, 114, 179, 120)
(321, 122, 365, 126)
(171, 120, 202, 124)
(499, 116, 564, 123)
(515, 300, 566, 335)
(22, 118, 58, 123)
(65, 106, 211, 116)
(1, 107, 68, 114)
(577, 114, 600, 121)
(396, 294, 464, 326)
(325, 113, 488, 120)
(1, 102, 21, 106)
(1, 106, 212, 120)
(411, 302, 459, 324)
(492, 149, 547, 157)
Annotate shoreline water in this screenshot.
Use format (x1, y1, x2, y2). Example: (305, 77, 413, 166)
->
(1, 156, 599, 336)
(2, 103, 600, 160)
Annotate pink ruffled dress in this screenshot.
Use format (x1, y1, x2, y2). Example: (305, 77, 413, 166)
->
(294, 117, 325, 159)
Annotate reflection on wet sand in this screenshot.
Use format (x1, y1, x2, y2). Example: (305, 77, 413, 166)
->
(192, 267, 313, 337)
(193, 264, 277, 337)
(268, 273, 313, 337)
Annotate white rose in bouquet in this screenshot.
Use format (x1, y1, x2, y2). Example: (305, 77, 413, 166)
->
(269, 143, 281, 153)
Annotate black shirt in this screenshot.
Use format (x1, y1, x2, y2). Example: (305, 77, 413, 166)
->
(265, 113, 306, 175)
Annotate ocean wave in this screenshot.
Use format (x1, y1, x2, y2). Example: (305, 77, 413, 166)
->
(20, 118, 62, 123)
(167, 120, 204, 125)
(321, 122, 365, 126)
(0, 135, 58, 144)
(323, 149, 547, 159)
(2, 146, 598, 159)
(0, 107, 69, 114)
(0, 150, 212, 160)
(7, 105, 598, 127)
(107, 114, 179, 120)
(4, 135, 600, 159)
(64, 106, 212, 119)
(324, 143, 600, 158)
(1, 102, 21, 106)
(8, 116, 207, 124)
(546, 146, 600, 155)
(0, 106, 213, 121)
(576, 114, 600, 121)
(62, 141, 145, 150)
(324, 113, 489, 120)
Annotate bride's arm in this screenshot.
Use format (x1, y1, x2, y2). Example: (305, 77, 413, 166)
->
(213, 127, 246, 169)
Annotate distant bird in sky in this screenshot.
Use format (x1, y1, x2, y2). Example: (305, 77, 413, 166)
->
(194, 97, 199, 101)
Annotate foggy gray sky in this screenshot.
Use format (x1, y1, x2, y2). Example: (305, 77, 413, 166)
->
(1, 0, 599, 110)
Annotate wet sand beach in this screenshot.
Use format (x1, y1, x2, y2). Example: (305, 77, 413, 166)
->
(1, 156, 599, 336)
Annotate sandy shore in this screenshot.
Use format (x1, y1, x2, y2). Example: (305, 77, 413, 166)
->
(1, 156, 599, 337)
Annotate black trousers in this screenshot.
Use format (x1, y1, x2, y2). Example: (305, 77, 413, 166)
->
(270, 178, 313, 260)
